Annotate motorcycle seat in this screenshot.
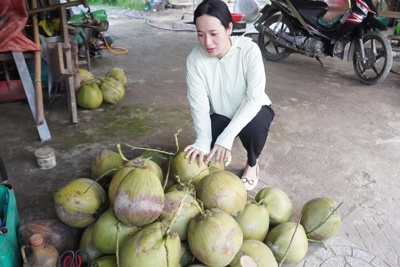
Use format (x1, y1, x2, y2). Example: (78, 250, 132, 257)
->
(292, 0, 327, 11)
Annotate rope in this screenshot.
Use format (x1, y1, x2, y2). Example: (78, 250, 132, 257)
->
(102, 35, 129, 55)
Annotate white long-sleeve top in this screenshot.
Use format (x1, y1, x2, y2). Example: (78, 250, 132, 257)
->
(186, 35, 272, 154)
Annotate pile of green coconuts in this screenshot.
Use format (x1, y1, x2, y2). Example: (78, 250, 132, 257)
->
(53, 145, 342, 267)
(76, 68, 127, 110)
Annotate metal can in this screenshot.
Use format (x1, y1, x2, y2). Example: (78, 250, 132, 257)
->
(34, 147, 56, 170)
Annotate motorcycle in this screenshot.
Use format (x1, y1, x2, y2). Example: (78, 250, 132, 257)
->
(67, 7, 110, 57)
(68, 8, 109, 32)
(254, 0, 393, 84)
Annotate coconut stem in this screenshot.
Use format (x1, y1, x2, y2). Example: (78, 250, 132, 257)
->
(195, 199, 206, 215)
(278, 216, 302, 267)
(166, 188, 193, 235)
(116, 144, 129, 161)
(94, 168, 120, 183)
(83, 78, 98, 85)
(193, 199, 204, 215)
(116, 222, 122, 267)
(83, 180, 101, 194)
(164, 234, 171, 267)
(124, 143, 175, 156)
(306, 202, 343, 235)
(123, 129, 181, 156)
(247, 195, 258, 204)
(173, 129, 182, 154)
(175, 175, 184, 185)
(162, 158, 172, 190)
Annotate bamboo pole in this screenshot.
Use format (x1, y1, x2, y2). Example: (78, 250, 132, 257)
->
(31, 0, 44, 125)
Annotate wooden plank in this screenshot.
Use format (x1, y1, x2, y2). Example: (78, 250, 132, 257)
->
(59, 5, 78, 123)
(377, 10, 400, 18)
(0, 52, 34, 61)
(49, 42, 73, 82)
(12, 52, 51, 142)
(66, 76, 78, 124)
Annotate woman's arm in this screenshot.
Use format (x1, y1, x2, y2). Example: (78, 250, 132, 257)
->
(215, 41, 269, 150)
(186, 53, 213, 156)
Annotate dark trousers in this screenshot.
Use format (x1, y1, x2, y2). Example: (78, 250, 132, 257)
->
(210, 105, 275, 167)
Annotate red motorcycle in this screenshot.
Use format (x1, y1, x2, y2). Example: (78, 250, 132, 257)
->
(254, 0, 393, 84)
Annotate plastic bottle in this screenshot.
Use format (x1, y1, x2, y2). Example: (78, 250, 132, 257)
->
(22, 233, 59, 267)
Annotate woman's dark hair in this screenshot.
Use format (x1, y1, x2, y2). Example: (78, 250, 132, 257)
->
(193, 0, 233, 29)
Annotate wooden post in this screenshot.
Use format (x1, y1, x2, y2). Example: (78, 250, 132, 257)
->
(59, 6, 78, 123)
(31, 0, 45, 125)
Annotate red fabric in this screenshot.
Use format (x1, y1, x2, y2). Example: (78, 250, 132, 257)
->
(322, 0, 349, 22)
(0, 0, 40, 52)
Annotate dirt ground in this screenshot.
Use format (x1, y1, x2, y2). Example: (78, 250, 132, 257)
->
(1, 6, 400, 266)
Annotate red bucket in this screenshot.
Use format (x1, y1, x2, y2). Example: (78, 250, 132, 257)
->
(231, 12, 244, 22)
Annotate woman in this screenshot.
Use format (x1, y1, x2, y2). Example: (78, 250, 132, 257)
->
(184, 0, 274, 190)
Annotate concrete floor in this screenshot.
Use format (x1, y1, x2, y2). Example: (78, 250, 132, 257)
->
(1, 7, 399, 267)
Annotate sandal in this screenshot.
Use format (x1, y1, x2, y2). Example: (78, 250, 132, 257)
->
(241, 164, 259, 191)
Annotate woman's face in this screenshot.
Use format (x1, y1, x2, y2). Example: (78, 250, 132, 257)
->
(195, 14, 233, 59)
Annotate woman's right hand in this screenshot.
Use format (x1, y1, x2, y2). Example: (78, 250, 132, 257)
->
(205, 144, 231, 165)
(184, 145, 206, 167)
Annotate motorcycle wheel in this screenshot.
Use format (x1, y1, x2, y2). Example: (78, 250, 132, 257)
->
(353, 31, 393, 85)
(257, 14, 294, 62)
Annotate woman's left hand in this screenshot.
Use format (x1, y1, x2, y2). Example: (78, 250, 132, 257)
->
(205, 144, 231, 165)
(184, 145, 206, 167)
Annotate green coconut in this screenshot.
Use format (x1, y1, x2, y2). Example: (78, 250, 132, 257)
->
(90, 149, 125, 181)
(197, 171, 247, 216)
(187, 208, 243, 267)
(78, 68, 95, 85)
(76, 83, 103, 110)
(119, 222, 181, 267)
(171, 151, 209, 185)
(91, 255, 117, 267)
(100, 77, 125, 104)
(113, 166, 165, 227)
(160, 190, 200, 241)
(265, 222, 308, 263)
(108, 166, 135, 206)
(300, 197, 342, 240)
(207, 155, 225, 171)
(54, 178, 108, 228)
(125, 156, 164, 183)
(106, 67, 127, 86)
(235, 202, 270, 241)
(179, 242, 195, 267)
(208, 166, 223, 174)
(92, 208, 138, 254)
(78, 223, 103, 264)
(229, 239, 277, 267)
(255, 187, 293, 225)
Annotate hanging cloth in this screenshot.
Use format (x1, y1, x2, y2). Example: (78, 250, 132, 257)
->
(0, 0, 40, 52)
